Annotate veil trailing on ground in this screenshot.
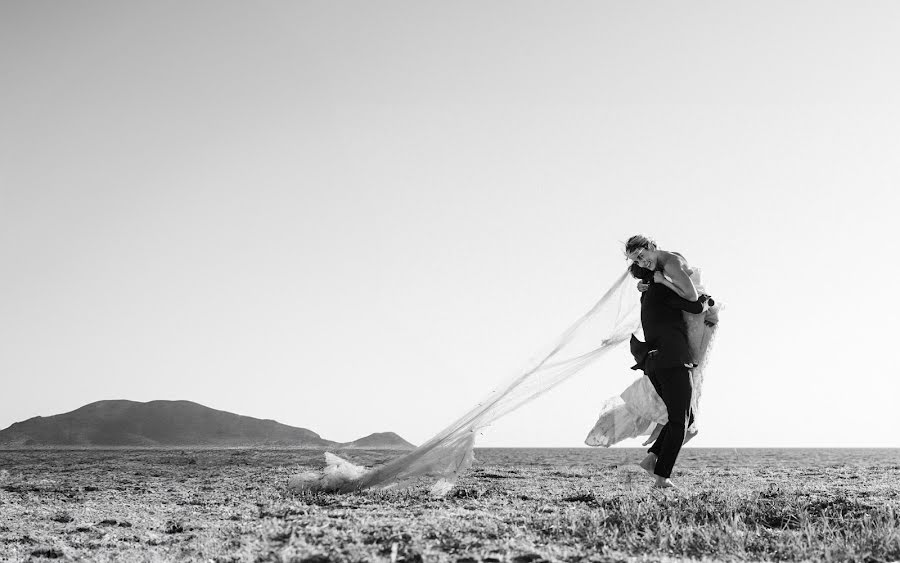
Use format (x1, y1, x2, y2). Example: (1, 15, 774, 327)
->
(289, 268, 642, 496)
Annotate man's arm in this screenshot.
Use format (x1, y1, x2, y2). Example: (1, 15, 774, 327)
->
(663, 292, 707, 314)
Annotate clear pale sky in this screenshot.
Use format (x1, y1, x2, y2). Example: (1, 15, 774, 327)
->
(2, 1, 898, 448)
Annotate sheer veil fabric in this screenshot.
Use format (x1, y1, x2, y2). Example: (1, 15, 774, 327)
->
(289, 267, 712, 496)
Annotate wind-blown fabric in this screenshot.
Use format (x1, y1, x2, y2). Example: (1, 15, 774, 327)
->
(289, 268, 642, 496)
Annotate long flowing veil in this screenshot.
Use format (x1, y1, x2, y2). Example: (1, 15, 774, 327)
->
(290, 268, 642, 496)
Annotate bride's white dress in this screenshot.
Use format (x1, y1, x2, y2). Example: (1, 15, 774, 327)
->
(584, 268, 721, 447)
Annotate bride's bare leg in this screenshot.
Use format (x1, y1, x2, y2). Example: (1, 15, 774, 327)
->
(683, 427, 698, 445)
(638, 453, 657, 477)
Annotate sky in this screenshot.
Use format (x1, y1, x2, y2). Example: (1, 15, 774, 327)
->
(1, 1, 898, 448)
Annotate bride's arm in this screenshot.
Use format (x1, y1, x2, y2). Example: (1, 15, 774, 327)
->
(654, 259, 699, 301)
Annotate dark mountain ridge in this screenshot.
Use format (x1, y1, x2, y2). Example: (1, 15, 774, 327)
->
(0, 400, 414, 449)
(341, 432, 416, 450)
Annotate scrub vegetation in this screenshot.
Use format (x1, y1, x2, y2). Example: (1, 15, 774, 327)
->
(1, 448, 897, 562)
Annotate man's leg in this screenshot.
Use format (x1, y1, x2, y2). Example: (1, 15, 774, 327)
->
(640, 424, 667, 476)
(652, 366, 693, 485)
(648, 424, 669, 458)
(639, 368, 665, 475)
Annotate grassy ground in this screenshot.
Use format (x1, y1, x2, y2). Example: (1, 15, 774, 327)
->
(0, 448, 897, 562)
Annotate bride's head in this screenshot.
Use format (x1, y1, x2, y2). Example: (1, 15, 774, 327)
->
(625, 234, 659, 270)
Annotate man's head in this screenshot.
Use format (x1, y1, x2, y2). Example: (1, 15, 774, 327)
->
(629, 262, 654, 284)
(625, 234, 658, 270)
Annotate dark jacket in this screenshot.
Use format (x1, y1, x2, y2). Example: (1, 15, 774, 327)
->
(631, 282, 705, 372)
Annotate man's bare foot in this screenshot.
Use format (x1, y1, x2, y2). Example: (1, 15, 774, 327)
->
(653, 476, 677, 489)
(638, 454, 657, 477)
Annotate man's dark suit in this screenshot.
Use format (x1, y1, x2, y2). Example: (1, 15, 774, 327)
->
(631, 281, 705, 479)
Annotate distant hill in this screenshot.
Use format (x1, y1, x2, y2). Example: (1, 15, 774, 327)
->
(0, 400, 412, 449)
(340, 432, 416, 450)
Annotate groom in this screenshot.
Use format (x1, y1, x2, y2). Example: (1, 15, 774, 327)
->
(629, 263, 710, 488)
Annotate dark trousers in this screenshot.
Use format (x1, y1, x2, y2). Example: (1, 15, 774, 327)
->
(647, 365, 694, 479)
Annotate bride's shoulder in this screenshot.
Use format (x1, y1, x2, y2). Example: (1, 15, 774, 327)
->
(661, 251, 692, 270)
(664, 251, 705, 284)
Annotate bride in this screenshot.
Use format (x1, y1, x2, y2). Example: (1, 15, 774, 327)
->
(585, 235, 720, 449)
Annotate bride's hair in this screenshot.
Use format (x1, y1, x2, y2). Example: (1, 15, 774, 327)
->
(624, 234, 656, 257)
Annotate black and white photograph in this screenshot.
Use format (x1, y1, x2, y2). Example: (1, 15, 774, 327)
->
(1, 1, 898, 561)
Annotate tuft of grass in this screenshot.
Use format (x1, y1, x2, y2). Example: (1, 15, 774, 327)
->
(50, 510, 74, 523)
(30, 546, 64, 559)
(163, 520, 185, 534)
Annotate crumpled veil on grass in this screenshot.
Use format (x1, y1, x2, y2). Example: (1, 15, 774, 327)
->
(289, 268, 642, 496)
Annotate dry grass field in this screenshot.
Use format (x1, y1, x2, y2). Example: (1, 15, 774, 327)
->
(0, 448, 897, 562)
